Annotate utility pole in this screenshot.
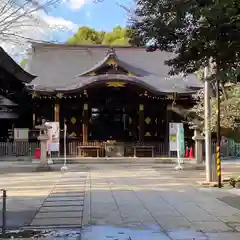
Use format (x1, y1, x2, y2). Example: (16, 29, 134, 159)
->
(204, 66, 212, 182)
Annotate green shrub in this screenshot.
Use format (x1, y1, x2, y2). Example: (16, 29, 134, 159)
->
(229, 176, 240, 187)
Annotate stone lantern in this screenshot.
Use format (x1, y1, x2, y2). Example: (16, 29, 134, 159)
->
(35, 119, 52, 171)
(192, 128, 204, 164)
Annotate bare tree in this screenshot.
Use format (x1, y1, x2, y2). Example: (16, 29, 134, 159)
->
(0, 0, 128, 56)
(0, 0, 76, 56)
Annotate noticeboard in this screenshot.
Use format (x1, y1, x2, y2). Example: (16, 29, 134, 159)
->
(14, 128, 29, 141)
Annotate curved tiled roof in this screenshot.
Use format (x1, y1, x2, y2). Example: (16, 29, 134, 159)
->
(78, 50, 151, 77)
(29, 44, 203, 94)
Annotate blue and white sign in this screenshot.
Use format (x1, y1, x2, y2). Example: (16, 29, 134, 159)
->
(169, 122, 185, 170)
(169, 123, 185, 153)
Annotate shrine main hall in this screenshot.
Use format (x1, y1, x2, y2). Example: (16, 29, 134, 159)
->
(24, 43, 202, 157)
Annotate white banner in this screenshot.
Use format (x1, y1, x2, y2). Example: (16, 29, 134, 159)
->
(46, 122, 59, 152)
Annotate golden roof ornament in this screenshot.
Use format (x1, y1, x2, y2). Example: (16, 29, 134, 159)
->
(106, 58, 117, 66)
(128, 72, 136, 77)
(106, 81, 125, 87)
(88, 72, 96, 76)
(31, 91, 39, 99)
(56, 93, 63, 99)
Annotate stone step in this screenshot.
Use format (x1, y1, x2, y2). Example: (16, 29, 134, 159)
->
(43, 201, 83, 207)
(46, 196, 84, 202)
(30, 217, 82, 226)
(34, 211, 83, 219)
(50, 192, 85, 197)
(23, 225, 82, 230)
(39, 205, 84, 212)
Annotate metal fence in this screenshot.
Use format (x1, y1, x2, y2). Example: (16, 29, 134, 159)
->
(211, 141, 240, 158)
(0, 140, 239, 158)
(0, 141, 39, 157)
(0, 140, 168, 157)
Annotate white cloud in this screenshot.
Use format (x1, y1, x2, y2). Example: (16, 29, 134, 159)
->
(42, 14, 78, 32)
(69, 0, 85, 10)
(65, 0, 91, 10)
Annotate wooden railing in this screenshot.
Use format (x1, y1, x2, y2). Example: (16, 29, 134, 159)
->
(67, 140, 168, 157)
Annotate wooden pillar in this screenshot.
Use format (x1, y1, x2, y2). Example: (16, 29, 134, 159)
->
(32, 103, 36, 128)
(139, 104, 144, 142)
(132, 108, 138, 142)
(82, 103, 88, 143)
(165, 103, 171, 156)
(54, 103, 60, 122)
(59, 101, 64, 156)
(33, 113, 36, 127)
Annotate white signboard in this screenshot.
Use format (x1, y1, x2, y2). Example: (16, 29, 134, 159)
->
(169, 122, 185, 169)
(46, 122, 59, 152)
(169, 123, 178, 151)
(169, 122, 184, 151)
(14, 128, 29, 140)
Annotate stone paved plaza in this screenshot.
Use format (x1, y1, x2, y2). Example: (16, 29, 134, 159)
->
(0, 161, 240, 239)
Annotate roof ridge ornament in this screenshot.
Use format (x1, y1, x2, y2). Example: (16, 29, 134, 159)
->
(106, 48, 116, 56)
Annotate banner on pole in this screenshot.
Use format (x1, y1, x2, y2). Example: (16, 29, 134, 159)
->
(178, 123, 185, 157)
(169, 123, 185, 156)
(169, 123, 178, 151)
(46, 122, 59, 152)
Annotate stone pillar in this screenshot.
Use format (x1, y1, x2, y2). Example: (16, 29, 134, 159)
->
(211, 153, 218, 182)
(82, 103, 88, 143)
(35, 119, 52, 171)
(138, 104, 144, 142)
(192, 129, 204, 164)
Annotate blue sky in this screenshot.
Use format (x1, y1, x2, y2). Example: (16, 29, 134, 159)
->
(0, 0, 134, 58)
(48, 0, 133, 42)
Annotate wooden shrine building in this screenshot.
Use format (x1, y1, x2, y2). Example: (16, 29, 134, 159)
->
(0, 47, 36, 140)
(26, 43, 203, 157)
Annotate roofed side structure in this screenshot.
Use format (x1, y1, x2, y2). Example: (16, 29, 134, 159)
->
(0, 47, 36, 84)
(0, 47, 37, 105)
(28, 43, 203, 94)
(0, 95, 17, 106)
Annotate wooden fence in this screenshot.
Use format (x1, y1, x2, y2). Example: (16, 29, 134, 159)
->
(0, 140, 239, 158)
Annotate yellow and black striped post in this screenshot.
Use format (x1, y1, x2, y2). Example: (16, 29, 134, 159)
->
(216, 145, 221, 188)
(216, 73, 222, 188)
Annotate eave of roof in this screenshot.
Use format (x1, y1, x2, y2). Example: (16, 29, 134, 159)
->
(0, 112, 18, 119)
(0, 95, 17, 106)
(31, 42, 143, 50)
(0, 47, 37, 83)
(32, 74, 202, 95)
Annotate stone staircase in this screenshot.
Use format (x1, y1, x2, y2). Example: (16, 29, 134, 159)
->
(28, 172, 87, 229)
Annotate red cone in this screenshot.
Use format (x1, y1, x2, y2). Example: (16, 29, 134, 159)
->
(34, 148, 40, 159)
(185, 146, 189, 158)
(189, 147, 194, 159)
